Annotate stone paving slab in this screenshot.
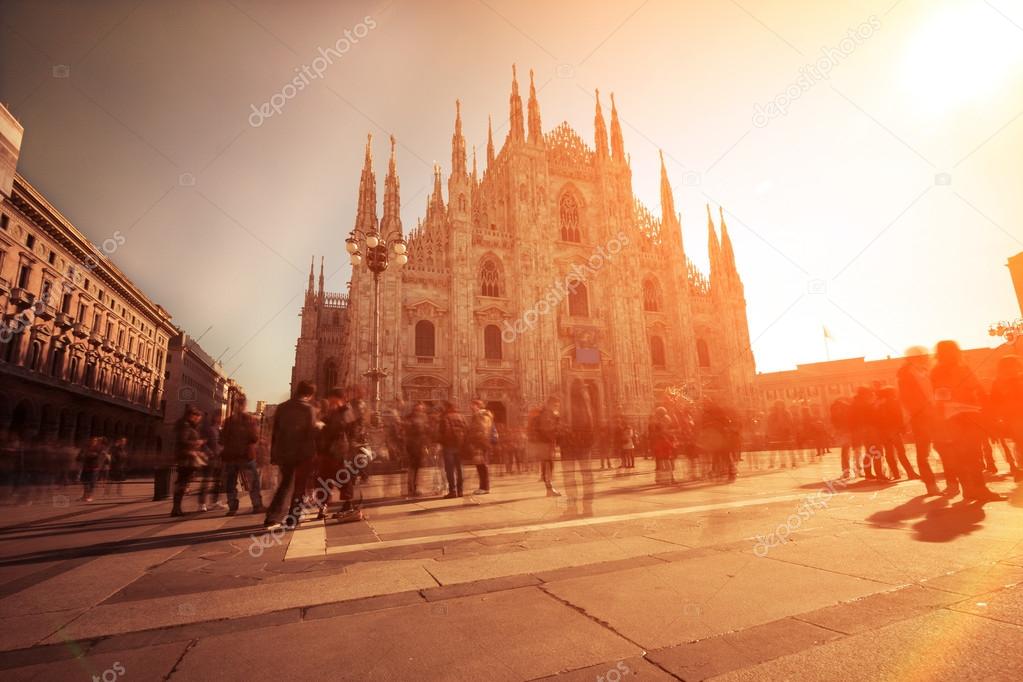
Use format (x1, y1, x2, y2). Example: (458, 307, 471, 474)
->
(948, 581, 1023, 626)
(646, 616, 841, 680)
(41, 558, 438, 644)
(531, 655, 676, 681)
(708, 609, 1023, 682)
(171, 587, 641, 681)
(792, 584, 962, 635)
(918, 561, 1023, 596)
(4, 640, 190, 682)
(424, 535, 680, 585)
(753, 523, 1021, 586)
(544, 549, 887, 650)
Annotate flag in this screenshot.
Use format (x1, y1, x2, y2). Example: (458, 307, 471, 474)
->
(822, 325, 834, 340)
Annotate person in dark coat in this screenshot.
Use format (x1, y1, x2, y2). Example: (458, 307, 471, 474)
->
(403, 402, 430, 497)
(264, 381, 319, 529)
(221, 394, 263, 515)
(877, 386, 917, 480)
(988, 355, 1023, 480)
(437, 401, 466, 498)
(171, 406, 206, 517)
(897, 347, 942, 495)
(931, 340, 1003, 502)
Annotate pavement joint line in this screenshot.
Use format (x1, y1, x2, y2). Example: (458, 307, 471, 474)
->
(300, 491, 813, 559)
(536, 583, 650, 655)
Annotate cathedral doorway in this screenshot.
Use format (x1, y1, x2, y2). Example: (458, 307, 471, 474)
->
(568, 379, 601, 430)
(486, 401, 507, 425)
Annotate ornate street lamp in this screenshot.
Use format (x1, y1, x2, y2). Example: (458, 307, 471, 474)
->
(346, 226, 407, 423)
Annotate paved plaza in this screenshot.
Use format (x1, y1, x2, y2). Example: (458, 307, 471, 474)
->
(1, 452, 1022, 681)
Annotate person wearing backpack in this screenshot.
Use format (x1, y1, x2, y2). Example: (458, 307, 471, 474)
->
(438, 401, 466, 498)
(467, 400, 495, 495)
(534, 396, 563, 497)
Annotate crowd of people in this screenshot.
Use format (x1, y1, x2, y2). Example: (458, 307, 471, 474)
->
(839, 341, 1020, 502)
(0, 433, 128, 503)
(160, 340, 1023, 523)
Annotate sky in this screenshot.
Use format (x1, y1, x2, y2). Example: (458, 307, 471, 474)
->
(1, 0, 1021, 405)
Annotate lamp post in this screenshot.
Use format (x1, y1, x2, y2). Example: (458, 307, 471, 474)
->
(346, 227, 407, 424)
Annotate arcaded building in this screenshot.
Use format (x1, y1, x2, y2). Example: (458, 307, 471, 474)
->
(295, 68, 756, 427)
(0, 104, 175, 451)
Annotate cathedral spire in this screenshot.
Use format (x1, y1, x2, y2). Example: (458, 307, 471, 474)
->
(354, 133, 377, 234)
(307, 255, 315, 293)
(659, 150, 676, 227)
(486, 115, 495, 168)
(509, 65, 525, 143)
(527, 68, 542, 144)
(381, 135, 402, 236)
(318, 256, 324, 296)
(707, 204, 721, 279)
(593, 89, 609, 160)
(451, 100, 467, 179)
(610, 93, 625, 163)
(426, 162, 445, 222)
(719, 206, 736, 275)
(471, 144, 478, 183)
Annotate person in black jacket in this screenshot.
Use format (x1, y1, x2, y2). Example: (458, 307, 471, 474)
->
(437, 401, 466, 498)
(264, 381, 319, 529)
(221, 394, 263, 515)
(171, 406, 206, 517)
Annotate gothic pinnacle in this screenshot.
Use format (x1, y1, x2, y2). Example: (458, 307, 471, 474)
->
(609, 92, 625, 163)
(594, 89, 609, 159)
(527, 68, 542, 144)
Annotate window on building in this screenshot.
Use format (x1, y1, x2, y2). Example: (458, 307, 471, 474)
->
(414, 320, 436, 357)
(17, 263, 30, 289)
(568, 282, 589, 317)
(48, 251, 56, 265)
(559, 193, 581, 242)
(697, 338, 711, 368)
(650, 335, 666, 367)
(26, 234, 35, 249)
(61, 292, 72, 314)
(0, 213, 8, 230)
(484, 325, 502, 360)
(479, 259, 501, 297)
(643, 278, 662, 312)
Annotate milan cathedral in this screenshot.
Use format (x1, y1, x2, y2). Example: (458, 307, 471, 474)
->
(291, 67, 756, 426)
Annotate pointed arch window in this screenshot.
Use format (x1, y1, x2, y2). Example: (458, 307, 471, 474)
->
(323, 359, 338, 391)
(643, 278, 662, 312)
(568, 282, 589, 317)
(650, 335, 666, 368)
(560, 193, 581, 242)
(415, 320, 436, 358)
(697, 338, 711, 368)
(479, 259, 502, 297)
(484, 325, 502, 360)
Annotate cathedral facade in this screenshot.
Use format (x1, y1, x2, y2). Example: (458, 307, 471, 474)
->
(291, 68, 756, 427)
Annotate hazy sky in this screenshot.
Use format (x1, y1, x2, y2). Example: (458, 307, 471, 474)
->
(2, 0, 1021, 404)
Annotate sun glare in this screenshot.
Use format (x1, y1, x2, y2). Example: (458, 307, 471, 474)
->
(900, 2, 1023, 116)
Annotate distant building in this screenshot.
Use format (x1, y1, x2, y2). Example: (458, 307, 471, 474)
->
(0, 103, 174, 454)
(162, 331, 230, 457)
(1006, 251, 1023, 317)
(754, 343, 1014, 417)
(290, 257, 346, 398)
